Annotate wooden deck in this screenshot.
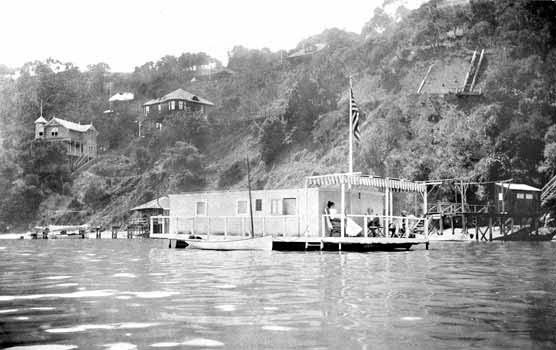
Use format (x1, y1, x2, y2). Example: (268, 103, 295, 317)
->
(152, 234, 429, 252)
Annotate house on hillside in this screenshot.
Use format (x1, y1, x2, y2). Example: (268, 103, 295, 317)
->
(196, 67, 236, 81)
(287, 43, 326, 63)
(142, 88, 214, 120)
(104, 92, 136, 115)
(34, 115, 98, 163)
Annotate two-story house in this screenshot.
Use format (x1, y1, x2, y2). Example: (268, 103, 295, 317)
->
(34, 116, 98, 162)
(142, 88, 214, 124)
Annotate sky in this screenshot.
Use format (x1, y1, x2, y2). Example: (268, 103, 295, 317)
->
(0, 0, 425, 72)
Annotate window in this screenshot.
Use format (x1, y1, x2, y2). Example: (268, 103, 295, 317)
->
(255, 199, 262, 212)
(498, 193, 503, 201)
(38, 132, 43, 136)
(282, 198, 297, 215)
(195, 201, 207, 216)
(170, 101, 175, 110)
(270, 199, 281, 215)
(178, 101, 184, 110)
(516, 193, 524, 199)
(158, 104, 162, 112)
(237, 200, 248, 215)
(51, 127, 58, 137)
(155, 122, 162, 130)
(526, 193, 533, 200)
(145, 106, 150, 116)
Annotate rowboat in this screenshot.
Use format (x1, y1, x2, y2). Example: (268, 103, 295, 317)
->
(182, 235, 273, 251)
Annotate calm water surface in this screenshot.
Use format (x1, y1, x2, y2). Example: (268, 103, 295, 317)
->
(0, 240, 555, 349)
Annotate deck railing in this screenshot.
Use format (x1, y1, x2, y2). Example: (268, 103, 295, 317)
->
(319, 214, 428, 239)
(150, 215, 301, 237)
(428, 202, 492, 214)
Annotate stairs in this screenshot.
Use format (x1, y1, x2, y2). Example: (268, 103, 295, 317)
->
(460, 49, 485, 94)
(541, 174, 556, 202)
(71, 155, 94, 173)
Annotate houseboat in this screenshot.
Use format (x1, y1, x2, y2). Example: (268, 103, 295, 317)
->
(146, 172, 430, 251)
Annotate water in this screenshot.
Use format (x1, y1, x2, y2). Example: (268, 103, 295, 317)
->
(1, 240, 555, 349)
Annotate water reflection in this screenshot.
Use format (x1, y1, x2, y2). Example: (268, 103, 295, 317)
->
(0, 240, 555, 349)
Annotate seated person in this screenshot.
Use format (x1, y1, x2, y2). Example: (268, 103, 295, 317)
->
(366, 209, 381, 237)
(389, 222, 398, 237)
(325, 201, 341, 237)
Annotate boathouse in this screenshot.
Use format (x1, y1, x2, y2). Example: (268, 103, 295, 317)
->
(495, 182, 541, 215)
(128, 196, 169, 236)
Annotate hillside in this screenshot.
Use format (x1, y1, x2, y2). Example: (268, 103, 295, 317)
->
(1, 0, 556, 230)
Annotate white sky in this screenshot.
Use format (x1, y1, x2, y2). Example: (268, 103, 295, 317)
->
(0, 0, 425, 72)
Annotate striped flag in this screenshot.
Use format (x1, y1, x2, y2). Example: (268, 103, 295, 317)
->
(350, 89, 361, 143)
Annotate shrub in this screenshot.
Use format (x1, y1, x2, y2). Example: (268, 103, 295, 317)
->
(218, 161, 244, 189)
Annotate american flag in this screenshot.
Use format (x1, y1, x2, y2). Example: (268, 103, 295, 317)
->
(351, 89, 360, 143)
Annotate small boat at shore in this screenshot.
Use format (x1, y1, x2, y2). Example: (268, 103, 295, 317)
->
(182, 235, 273, 251)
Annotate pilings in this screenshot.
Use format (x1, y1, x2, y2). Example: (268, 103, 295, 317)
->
(430, 212, 539, 241)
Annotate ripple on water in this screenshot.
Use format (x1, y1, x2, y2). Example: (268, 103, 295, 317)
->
(0, 290, 115, 301)
(4, 345, 77, 350)
(150, 342, 183, 348)
(214, 284, 236, 289)
(45, 283, 79, 288)
(214, 304, 236, 312)
(181, 338, 224, 347)
(43, 276, 72, 280)
(126, 291, 179, 299)
(401, 316, 423, 321)
(113, 273, 137, 278)
(46, 322, 160, 333)
(262, 325, 294, 331)
(0, 308, 19, 314)
(103, 343, 137, 350)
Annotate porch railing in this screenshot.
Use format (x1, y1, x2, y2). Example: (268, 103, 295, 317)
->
(319, 214, 428, 239)
(150, 215, 301, 237)
(428, 202, 492, 215)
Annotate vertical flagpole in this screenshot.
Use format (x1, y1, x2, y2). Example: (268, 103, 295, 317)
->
(348, 76, 353, 174)
(246, 156, 254, 238)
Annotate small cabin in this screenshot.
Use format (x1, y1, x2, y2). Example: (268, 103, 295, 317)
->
(128, 196, 170, 235)
(495, 183, 541, 215)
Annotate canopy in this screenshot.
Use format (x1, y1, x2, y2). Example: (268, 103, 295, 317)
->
(305, 173, 426, 193)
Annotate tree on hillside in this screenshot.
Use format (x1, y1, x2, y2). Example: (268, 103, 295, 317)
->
(258, 116, 286, 166)
(161, 142, 205, 192)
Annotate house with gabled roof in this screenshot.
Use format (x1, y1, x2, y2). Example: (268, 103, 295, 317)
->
(142, 88, 214, 119)
(34, 115, 98, 161)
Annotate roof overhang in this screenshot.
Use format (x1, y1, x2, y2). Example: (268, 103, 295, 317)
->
(305, 173, 426, 193)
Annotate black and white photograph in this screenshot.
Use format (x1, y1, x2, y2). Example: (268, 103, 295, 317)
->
(1, 0, 556, 349)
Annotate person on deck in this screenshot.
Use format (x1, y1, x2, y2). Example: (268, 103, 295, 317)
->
(325, 201, 341, 237)
(366, 208, 381, 237)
